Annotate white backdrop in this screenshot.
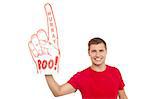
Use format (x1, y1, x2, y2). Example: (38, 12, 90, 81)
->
(0, 0, 150, 99)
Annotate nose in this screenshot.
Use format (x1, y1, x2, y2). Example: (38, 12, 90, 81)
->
(95, 52, 101, 57)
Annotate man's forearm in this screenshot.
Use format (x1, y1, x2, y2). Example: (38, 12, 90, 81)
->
(118, 89, 128, 99)
(119, 95, 128, 99)
(45, 75, 61, 97)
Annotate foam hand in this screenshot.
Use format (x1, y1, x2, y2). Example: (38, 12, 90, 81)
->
(28, 3, 60, 75)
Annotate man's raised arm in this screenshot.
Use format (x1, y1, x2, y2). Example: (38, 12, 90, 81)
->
(45, 75, 76, 97)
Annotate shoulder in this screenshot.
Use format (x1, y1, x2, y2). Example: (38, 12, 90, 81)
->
(78, 67, 91, 74)
(73, 67, 91, 77)
(107, 65, 119, 70)
(107, 65, 121, 74)
(68, 67, 90, 82)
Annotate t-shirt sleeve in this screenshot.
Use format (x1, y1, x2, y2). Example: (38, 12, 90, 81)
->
(115, 68, 125, 90)
(67, 72, 80, 90)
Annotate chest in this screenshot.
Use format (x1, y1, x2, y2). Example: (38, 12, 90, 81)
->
(79, 73, 119, 97)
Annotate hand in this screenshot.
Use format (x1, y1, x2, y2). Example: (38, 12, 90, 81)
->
(28, 3, 60, 74)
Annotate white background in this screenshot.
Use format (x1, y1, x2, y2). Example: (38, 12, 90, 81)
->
(0, 0, 150, 99)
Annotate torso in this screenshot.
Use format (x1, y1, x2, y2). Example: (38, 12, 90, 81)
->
(78, 65, 121, 99)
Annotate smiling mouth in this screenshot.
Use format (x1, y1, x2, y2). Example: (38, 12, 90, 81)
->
(94, 58, 102, 61)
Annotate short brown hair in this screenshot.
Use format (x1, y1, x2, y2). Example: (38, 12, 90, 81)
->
(88, 37, 107, 50)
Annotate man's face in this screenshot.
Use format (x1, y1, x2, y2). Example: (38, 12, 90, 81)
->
(88, 43, 107, 66)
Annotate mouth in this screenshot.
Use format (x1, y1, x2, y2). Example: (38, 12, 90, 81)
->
(94, 58, 102, 61)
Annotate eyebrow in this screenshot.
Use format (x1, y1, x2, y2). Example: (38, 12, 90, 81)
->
(91, 49, 104, 52)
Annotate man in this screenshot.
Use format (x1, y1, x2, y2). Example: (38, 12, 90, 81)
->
(45, 37, 128, 99)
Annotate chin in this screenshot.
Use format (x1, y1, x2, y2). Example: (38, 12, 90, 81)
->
(93, 63, 102, 66)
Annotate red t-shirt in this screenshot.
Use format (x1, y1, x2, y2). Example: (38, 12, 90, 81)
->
(68, 65, 125, 99)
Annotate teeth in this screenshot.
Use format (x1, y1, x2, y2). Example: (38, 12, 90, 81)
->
(95, 58, 101, 61)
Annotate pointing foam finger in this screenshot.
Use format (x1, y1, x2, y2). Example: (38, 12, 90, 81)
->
(44, 3, 59, 49)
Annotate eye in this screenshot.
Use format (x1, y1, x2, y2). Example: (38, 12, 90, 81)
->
(99, 50, 104, 52)
(91, 50, 96, 53)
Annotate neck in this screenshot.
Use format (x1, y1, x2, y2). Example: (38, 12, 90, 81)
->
(91, 63, 106, 72)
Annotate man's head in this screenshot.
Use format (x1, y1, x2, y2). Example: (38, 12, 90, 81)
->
(88, 37, 107, 66)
